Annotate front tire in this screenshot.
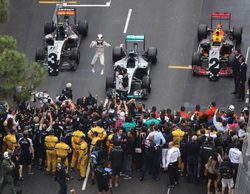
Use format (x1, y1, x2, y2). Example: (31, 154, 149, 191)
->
(106, 76, 115, 91)
(142, 76, 151, 93)
(112, 46, 123, 63)
(35, 48, 45, 62)
(70, 48, 80, 64)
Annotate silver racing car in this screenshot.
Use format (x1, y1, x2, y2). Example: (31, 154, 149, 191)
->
(106, 35, 157, 99)
(35, 7, 88, 76)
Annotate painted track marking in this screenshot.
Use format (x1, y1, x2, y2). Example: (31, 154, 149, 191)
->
(246, 47, 250, 64)
(168, 65, 192, 70)
(39, 1, 77, 4)
(82, 162, 91, 190)
(62, 0, 112, 7)
(123, 9, 132, 34)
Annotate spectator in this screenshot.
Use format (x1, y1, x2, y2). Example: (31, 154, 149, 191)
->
(205, 152, 220, 194)
(186, 135, 200, 183)
(110, 141, 123, 187)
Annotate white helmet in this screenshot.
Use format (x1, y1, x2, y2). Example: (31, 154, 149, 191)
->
(3, 151, 9, 159)
(96, 34, 104, 44)
(66, 83, 72, 88)
(228, 105, 235, 112)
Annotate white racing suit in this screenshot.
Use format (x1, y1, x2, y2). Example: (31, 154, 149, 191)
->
(90, 40, 111, 73)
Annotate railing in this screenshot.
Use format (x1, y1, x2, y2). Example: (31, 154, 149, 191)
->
(234, 115, 250, 194)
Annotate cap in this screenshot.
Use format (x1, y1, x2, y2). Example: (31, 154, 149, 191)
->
(66, 83, 72, 88)
(3, 152, 9, 159)
(228, 105, 235, 112)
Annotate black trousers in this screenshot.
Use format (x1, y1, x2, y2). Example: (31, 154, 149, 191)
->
(233, 75, 238, 93)
(238, 81, 245, 99)
(168, 161, 178, 185)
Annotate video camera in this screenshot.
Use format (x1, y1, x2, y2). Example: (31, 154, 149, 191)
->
(85, 92, 97, 106)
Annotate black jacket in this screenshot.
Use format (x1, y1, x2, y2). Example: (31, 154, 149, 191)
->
(232, 54, 242, 76)
(110, 146, 124, 168)
(237, 62, 247, 82)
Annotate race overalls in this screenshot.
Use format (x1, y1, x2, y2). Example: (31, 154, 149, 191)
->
(45, 135, 59, 173)
(70, 130, 85, 169)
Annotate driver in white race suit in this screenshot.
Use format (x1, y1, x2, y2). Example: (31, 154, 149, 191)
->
(90, 34, 111, 75)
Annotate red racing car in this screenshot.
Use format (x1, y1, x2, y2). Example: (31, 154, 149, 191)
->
(192, 12, 242, 81)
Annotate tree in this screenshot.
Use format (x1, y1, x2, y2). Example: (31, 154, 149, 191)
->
(0, 35, 46, 102)
(0, 0, 9, 23)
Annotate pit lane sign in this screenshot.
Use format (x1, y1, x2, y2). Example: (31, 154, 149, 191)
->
(208, 48, 220, 80)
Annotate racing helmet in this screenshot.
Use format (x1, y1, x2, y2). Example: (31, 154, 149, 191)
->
(66, 83, 72, 88)
(96, 34, 104, 44)
(217, 23, 222, 29)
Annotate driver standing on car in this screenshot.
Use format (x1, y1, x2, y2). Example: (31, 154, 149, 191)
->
(213, 24, 224, 44)
(90, 34, 111, 75)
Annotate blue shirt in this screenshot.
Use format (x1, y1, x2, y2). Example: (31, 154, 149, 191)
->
(147, 131, 166, 146)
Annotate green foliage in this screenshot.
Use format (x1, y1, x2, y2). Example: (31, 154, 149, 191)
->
(0, 0, 9, 23)
(0, 35, 16, 54)
(0, 35, 46, 101)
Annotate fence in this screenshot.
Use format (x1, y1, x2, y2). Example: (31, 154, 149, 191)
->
(234, 124, 250, 194)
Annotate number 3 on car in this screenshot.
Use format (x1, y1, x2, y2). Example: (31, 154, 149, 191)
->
(208, 48, 220, 81)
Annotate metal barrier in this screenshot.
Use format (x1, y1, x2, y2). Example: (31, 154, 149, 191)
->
(234, 122, 250, 194)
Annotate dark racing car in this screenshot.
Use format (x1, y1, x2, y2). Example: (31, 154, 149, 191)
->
(105, 35, 157, 99)
(35, 7, 88, 76)
(192, 12, 242, 80)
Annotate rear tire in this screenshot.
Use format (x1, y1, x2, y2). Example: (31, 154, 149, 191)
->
(192, 52, 201, 67)
(106, 76, 115, 91)
(44, 21, 55, 35)
(77, 20, 88, 37)
(142, 76, 151, 93)
(35, 48, 45, 62)
(233, 26, 242, 44)
(198, 24, 208, 41)
(70, 48, 80, 64)
(147, 47, 157, 64)
(112, 46, 123, 63)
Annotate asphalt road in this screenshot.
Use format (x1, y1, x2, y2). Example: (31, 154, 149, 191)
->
(1, 0, 250, 193)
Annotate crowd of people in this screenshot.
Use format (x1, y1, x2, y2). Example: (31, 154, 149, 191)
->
(0, 83, 248, 194)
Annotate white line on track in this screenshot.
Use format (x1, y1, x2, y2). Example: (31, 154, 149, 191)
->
(246, 47, 250, 64)
(82, 162, 91, 190)
(167, 188, 171, 194)
(63, 0, 112, 7)
(123, 9, 132, 34)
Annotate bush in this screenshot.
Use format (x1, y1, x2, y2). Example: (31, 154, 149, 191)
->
(0, 0, 9, 23)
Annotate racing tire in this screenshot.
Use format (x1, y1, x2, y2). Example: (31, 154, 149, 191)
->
(142, 76, 151, 93)
(70, 48, 80, 64)
(192, 52, 201, 67)
(35, 48, 45, 62)
(44, 21, 55, 35)
(228, 53, 236, 67)
(147, 47, 158, 64)
(112, 46, 123, 63)
(106, 76, 115, 91)
(197, 24, 208, 41)
(233, 26, 242, 44)
(77, 20, 88, 37)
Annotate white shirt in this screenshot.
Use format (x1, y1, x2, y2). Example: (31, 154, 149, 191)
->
(213, 114, 228, 133)
(166, 147, 181, 167)
(238, 129, 246, 138)
(228, 148, 243, 164)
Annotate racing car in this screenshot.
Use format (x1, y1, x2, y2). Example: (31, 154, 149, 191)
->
(192, 12, 242, 80)
(105, 35, 157, 99)
(35, 7, 88, 76)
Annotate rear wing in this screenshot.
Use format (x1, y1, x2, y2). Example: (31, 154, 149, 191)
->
(57, 8, 76, 15)
(211, 12, 231, 29)
(126, 35, 145, 42)
(125, 35, 145, 51)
